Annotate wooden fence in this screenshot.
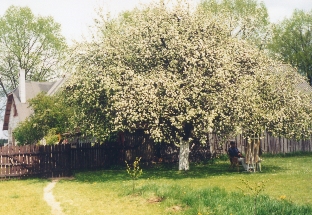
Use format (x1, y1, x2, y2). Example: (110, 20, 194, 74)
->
(0, 144, 71, 179)
(1, 131, 312, 179)
(208, 132, 312, 155)
(0, 143, 127, 179)
(0, 132, 213, 179)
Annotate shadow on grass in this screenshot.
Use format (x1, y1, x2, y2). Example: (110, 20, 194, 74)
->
(72, 158, 286, 183)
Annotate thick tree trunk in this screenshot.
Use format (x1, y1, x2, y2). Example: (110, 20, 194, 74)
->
(179, 138, 190, 171)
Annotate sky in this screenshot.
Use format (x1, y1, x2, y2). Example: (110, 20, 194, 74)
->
(0, 0, 312, 138)
(1, 0, 312, 45)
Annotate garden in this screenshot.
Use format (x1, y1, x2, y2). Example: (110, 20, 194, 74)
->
(1, 1, 312, 214)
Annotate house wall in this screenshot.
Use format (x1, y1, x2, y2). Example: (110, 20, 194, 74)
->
(8, 101, 20, 145)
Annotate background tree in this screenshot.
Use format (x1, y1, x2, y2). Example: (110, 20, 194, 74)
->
(198, 0, 270, 48)
(0, 6, 67, 98)
(63, 66, 115, 141)
(267, 9, 312, 85)
(67, 1, 312, 170)
(13, 92, 73, 145)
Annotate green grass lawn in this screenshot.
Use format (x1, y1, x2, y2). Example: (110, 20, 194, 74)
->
(52, 153, 312, 215)
(1, 153, 312, 214)
(0, 179, 51, 215)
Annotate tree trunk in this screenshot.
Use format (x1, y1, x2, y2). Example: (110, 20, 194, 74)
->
(245, 137, 261, 172)
(179, 138, 190, 171)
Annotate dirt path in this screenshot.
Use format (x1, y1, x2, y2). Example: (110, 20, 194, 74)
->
(43, 179, 64, 215)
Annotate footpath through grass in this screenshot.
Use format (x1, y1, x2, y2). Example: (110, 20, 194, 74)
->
(52, 153, 312, 215)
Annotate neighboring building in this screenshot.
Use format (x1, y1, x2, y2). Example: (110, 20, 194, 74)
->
(2, 69, 66, 145)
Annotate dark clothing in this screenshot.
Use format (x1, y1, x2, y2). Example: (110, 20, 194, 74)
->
(228, 147, 241, 158)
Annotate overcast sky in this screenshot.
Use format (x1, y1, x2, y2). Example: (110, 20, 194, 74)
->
(1, 0, 312, 138)
(1, 0, 312, 45)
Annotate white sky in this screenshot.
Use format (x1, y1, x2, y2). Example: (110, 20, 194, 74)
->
(1, 0, 312, 45)
(0, 0, 312, 138)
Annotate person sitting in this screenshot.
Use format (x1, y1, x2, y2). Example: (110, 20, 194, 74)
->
(228, 141, 248, 171)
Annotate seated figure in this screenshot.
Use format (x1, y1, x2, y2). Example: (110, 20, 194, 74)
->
(228, 141, 248, 171)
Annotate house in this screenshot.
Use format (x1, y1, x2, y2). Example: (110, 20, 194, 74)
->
(2, 69, 66, 145)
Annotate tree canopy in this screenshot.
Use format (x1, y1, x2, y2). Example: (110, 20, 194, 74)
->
(267, 9, 312, 85)
(0, 6, 67, 98)
(66, 1, 312, 145)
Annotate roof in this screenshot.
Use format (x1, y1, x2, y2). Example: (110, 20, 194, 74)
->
(47, 78, 67, 96)
(2, 93, 14, 130)
(2, 78, 66, 130)
(296, 81, 312, 94)
(269, 64, 312, 93)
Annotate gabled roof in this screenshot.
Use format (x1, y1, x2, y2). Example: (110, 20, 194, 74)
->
(296, 81, 312, 94)
(2, 78, 66, 130)
(269, 64, 312, 93)
(47, 78, 67, 96)
(3, 93, 14, 130)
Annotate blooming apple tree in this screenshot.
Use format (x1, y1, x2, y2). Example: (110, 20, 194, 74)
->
(66, 1, 312, 170)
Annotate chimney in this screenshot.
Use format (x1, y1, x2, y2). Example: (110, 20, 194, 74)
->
(19, 68, 26, 103)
